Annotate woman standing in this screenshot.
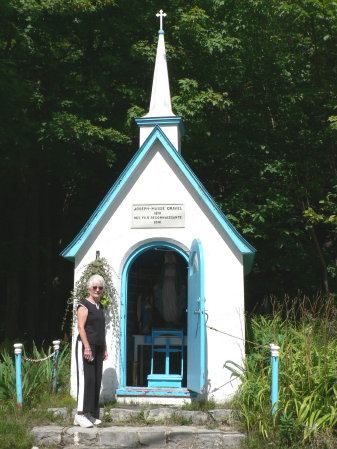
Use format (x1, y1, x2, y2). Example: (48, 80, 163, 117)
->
(74, 274, 108, 428)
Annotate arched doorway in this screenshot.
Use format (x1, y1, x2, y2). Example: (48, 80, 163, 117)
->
(126, 247, 188, 387)
(118, 239, 206, 399)
(120, 242, 188, 389)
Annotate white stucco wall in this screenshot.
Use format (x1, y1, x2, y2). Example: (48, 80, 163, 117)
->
(70, 141, 246, 403)
(139, 125, 181, 152)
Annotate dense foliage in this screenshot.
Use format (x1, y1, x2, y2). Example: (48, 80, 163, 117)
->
(226, 295, 337, 448)
(1, 0, 337, 341)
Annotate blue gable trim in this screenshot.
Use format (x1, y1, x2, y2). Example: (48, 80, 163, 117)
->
(61, 126, 256, 273)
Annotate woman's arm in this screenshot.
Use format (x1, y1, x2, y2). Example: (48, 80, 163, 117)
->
(103, 339, 108, 361)
(77, 306, 92, 361)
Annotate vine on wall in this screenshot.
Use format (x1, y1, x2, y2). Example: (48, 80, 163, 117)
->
(61, 258, 119, 341)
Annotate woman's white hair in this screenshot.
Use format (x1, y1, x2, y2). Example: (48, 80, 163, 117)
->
(87, 274, 105, 289)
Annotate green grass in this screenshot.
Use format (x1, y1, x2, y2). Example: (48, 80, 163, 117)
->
(181, 398, 234, 411)
(181, 399, 217, 411)
(1, 295, 336, 449)
(38, 390, 76, 409)
(0, 341, 72, 449)
(226, 294, 337, 448)
(0, 420, 34, 449)
(0, 401, 75, 449)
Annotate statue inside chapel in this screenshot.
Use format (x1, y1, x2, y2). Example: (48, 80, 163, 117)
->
(153, 252, 186, 327)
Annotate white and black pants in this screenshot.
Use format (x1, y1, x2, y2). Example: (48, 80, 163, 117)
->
(75, 339, 104, 414)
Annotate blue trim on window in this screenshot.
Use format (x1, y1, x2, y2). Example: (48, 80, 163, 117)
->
(120, 241, 188, 389)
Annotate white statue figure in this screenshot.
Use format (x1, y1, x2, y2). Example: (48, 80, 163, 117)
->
(154, 252, 186, 326)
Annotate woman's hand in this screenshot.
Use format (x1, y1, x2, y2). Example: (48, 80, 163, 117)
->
(84, 347, 93, 361)
(103, 350, 108, 361)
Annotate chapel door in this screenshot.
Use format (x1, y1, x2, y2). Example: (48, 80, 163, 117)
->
(125, 247, 188, 387)
(187, 239, 206, 393)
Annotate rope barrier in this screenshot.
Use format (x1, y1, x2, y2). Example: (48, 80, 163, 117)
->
(14, 340, 61, 409)
(206, 324, 269, 350)
(22, 350, 57, 363)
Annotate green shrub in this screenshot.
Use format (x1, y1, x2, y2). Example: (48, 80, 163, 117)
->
(0, 342, 71, 406)
(226, 294, 337, 446)
(0, 342, 72, 449)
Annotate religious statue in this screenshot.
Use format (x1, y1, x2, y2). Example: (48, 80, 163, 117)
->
(154, 252, 186, 327)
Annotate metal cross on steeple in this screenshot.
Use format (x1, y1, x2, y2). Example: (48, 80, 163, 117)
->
(156, 9, 167, 31)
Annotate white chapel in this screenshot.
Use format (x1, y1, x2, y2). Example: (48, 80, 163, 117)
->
(61, 10, 256, 404)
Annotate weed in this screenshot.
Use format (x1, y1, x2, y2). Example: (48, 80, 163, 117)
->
(102, 409, 113, 423)
(170, 413, 193, 425)
(137, 409, 155, 425)
(181, 399, 216, 411)
(101, 398, 118, 408)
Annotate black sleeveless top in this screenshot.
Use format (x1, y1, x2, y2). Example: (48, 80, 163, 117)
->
(77, 299, 105, 346)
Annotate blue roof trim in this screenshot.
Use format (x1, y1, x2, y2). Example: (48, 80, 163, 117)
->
(61, 125, 256, 273)
(135, 116, 185, 136)
(161, 132, 256, 274)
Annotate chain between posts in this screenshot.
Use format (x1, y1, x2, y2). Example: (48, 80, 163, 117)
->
(14, 340, 61, 410)
(207, 324, 280, 414)
(22, 351, 57, 363)
(206, 324, 270, 349)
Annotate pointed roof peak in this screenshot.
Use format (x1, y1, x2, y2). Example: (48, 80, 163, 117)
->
(144, 10, 174, 118)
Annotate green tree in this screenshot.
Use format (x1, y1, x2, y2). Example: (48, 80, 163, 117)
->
(1, 0, 336, 341)
(165, 1, 337, 301)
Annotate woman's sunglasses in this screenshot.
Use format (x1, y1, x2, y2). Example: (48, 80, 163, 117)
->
(92, 286, 103, 290)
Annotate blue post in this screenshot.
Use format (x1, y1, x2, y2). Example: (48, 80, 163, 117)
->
(14, 343, 23, 410)
(270, 343, 280, 415)
(52, 340, 61, 393)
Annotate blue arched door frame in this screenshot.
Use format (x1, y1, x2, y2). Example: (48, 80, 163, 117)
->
(119, 241, 188, 388)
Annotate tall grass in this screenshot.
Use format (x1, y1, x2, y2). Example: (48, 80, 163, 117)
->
(0, 342, 72, 449)
(0, 342, 71, 406)
(226, 294, 337, 448)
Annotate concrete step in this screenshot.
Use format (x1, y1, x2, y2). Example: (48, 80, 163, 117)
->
(32, 425, 246, 448)
(45, 406, 241, 426)
(31, 407, 246, 448)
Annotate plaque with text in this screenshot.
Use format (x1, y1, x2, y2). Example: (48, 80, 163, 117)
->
(131, 204, 185, 228)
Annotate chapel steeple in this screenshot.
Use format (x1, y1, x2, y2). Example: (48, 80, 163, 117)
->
(135, 10, 184, 152)
(145, 10, 173, 117)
